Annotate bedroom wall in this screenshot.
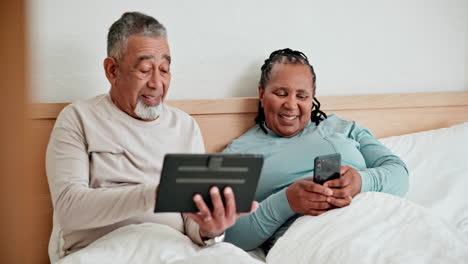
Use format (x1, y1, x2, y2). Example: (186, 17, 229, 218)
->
(28, 0, 468, 102)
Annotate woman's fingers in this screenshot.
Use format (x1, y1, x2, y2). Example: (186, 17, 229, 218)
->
(308, 201, 335, 210)
(324, 166, 352, 188)
(286, 179, 336, 215)
(324, 166, 362, 199)
(303, 178, 333, 196)
(330, 187, 351, 198)
(327, 195, 352, 208)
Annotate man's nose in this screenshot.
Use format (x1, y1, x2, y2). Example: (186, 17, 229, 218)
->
(148, 69, 163, 91)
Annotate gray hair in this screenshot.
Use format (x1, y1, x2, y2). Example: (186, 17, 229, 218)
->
(107, 12, 167, 61)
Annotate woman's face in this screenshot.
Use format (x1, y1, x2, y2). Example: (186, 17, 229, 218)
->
(259, 63, 315, 137)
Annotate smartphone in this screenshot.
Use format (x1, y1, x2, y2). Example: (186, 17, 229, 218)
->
(313, 153, 341, 185)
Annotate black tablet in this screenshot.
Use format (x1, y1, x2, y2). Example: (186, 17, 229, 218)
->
(154, 153, 263, 213)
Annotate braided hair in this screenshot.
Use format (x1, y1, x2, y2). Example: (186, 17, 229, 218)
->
(256, 48, 327, 134)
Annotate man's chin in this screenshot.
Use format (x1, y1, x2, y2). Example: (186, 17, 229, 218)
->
(134, 100, 162, 120)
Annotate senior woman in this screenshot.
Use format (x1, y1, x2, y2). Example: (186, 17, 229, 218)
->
(223, 48, 409, 253)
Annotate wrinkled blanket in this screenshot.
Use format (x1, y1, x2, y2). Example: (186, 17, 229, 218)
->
(57, 223, 263, 264)
(267, 192, 468, 264)
(58, 192, 468, 263)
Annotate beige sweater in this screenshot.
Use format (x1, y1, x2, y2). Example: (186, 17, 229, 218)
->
(46, 94, 205, 261)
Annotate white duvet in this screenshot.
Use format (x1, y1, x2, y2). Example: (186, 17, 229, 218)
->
(58, 223, 263, 264)
(267, 192, 468, 264)
(59, 193, 467, 264)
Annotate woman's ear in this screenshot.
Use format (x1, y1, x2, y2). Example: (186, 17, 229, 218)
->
(258, 86, 264, 107)
(103, 57, 118, 86)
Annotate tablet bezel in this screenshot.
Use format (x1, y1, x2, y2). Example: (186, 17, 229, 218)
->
(154, 153, 263, 213)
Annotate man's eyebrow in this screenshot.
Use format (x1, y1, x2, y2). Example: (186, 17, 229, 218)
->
(137, 55, 154, 61)
(163, 54, 171, 64)
(134, 54, 171, 67)
(134, 55, 155, 67)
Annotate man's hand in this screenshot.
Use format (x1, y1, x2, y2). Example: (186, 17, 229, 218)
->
(286, 178, 334, 216)
(323, 165, 361, 208)
(185, 186, 258, 239)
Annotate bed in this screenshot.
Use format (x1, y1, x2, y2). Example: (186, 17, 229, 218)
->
(27, 91, 468, 263)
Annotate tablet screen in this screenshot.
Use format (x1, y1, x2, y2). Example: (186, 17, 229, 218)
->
(154, 153, 263, 213)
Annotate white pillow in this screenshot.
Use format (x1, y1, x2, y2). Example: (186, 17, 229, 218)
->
(379, 122, 468, 237)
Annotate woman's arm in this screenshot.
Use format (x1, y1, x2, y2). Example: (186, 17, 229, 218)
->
(350, 121, 409, 197)
(225, 178, 334, 251)
(225, 188, 295, 251)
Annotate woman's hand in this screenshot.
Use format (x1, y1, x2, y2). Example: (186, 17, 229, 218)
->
(286, 178, 334, 216)
(185, 186, 258, 239)
(323, 166, 362, 208)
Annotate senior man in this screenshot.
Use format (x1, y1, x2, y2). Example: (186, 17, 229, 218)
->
(46, 12, 256, 262)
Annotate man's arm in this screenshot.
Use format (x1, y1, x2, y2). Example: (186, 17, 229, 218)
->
(182, 122, 206, 245)
(46, 107, 156, 230)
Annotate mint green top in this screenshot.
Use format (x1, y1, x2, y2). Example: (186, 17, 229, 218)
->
(223, 114, 409, 251)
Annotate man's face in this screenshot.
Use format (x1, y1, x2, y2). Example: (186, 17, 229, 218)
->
(106, 35, 171, 120)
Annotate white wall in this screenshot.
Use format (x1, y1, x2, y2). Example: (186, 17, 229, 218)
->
(28, 0, 468, 102)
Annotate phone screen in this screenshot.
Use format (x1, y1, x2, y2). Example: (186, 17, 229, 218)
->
(313, 153, 341, 185)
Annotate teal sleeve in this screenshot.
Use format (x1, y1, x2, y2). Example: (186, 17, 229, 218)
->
(350, 122, 409, 197)
(225, 188, 296, 251)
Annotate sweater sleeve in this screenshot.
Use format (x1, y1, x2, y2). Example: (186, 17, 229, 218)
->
(349, 121, 409, 197)
(224, 188, 296, 251)
(183, 120, 206, 245)
(46, 107, 157, 230)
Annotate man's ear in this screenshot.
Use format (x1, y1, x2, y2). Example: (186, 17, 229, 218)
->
(104, 57, 118, 85)
(258, 86, 264, 107)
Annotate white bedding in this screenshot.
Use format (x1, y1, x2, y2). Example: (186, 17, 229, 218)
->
(58, 193, 468, 264)
(58, 223, 263, 264)
(379, 121, 468, 237)
(267, 192, 468, 263)
(57, 122, 468, 263)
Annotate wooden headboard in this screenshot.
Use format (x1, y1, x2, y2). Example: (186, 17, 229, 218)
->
(28, 92, 468, 263)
